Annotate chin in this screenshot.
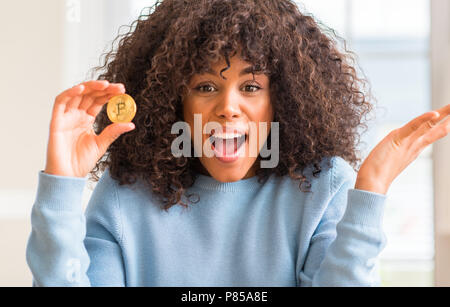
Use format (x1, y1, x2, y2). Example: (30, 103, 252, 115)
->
(199, 157, 257, 183)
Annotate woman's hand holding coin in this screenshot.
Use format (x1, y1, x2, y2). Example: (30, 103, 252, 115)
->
(44, 80, 136, 178)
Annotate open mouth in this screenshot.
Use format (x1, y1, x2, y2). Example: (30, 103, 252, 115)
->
(208, 132, 248, 159)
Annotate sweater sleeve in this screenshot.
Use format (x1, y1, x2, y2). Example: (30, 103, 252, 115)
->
(26, 170, 126, 287)
(298, 157, 387, 287)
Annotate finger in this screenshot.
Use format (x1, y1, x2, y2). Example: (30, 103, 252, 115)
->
(409, 105, 450, 140)
(80, 80, 110, 95)
(78, 84, 125, 111)
(63, 81, 110, 112)
(433, 103, 450, 122)
(86, 93, 118, 118)
(66, 80, 112, 111)
(69, 88, 110, 111)
(397, 111, 439, 142)
(415, 115, 450, 149)
(95, 122, 136, 154)
(408, 111, 440, 139)
(53, 84, 85, 116)
(64, 95, 83, 113)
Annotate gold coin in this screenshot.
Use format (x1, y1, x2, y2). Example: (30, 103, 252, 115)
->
(107, 94, 137, 123)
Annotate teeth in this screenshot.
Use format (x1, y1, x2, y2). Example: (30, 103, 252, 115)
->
(211, 133, 244, 140)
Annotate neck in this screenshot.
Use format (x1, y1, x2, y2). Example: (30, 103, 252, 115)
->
(192, 158, 260, 179)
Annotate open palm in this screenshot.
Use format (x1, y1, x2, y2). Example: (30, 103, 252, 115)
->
(356, 104, 450, 194)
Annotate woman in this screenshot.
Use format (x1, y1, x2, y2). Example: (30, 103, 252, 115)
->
(26, 0, 450, 286)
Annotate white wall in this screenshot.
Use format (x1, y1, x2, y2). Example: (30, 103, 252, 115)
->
(0, 1, 64, 189)
(0, 0, 65, 286)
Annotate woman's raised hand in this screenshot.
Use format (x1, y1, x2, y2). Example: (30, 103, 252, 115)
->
(355, 103, 450, 195)
(44, 80, 136, 178)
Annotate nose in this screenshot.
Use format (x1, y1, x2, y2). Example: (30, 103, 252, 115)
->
(214, 89, 242, 120)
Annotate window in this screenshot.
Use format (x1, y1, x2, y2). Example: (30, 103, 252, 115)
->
(298, 0, 433, 286)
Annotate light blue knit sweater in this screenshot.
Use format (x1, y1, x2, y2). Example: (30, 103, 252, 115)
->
(26, 156, 387, 286)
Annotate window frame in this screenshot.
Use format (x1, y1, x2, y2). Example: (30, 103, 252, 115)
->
(430, 0, 450, 287)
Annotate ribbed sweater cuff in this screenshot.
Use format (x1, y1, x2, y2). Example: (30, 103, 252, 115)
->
(344, 189, 387, 228)
(35, 170, 87, 212)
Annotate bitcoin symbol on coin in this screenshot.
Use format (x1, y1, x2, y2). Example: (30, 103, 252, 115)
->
(117, 102, 126, 116)
(107, 94, 137, 123)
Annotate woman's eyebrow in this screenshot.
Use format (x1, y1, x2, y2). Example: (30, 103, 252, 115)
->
(205, 66, 258, 77)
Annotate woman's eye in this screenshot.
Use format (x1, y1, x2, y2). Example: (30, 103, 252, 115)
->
(243, 84, 262, 92)
(196, 85, 216, 93)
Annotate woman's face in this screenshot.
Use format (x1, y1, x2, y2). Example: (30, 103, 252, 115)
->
(183, 55, 274, 182)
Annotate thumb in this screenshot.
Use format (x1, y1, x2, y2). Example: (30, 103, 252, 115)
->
(96, 122, 135, 153)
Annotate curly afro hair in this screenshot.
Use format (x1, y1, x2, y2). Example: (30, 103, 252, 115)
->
(90, 0, 376, 210)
